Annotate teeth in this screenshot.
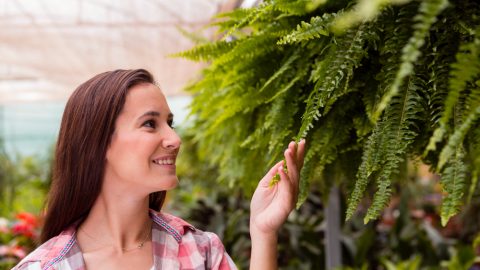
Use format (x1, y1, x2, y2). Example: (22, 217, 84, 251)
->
(153, 159, 174, 165)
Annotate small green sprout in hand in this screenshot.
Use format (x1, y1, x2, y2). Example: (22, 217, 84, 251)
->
(269, 140, 300, 188)
(268, 158, 287, 188)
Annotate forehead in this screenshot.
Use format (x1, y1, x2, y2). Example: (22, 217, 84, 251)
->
(122, 83, 170, 115)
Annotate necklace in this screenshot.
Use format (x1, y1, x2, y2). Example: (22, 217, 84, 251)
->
(121, 222, 152, 252)
(79, 221, 152, 252)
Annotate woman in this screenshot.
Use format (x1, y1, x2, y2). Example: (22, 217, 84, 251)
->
(13, 69, 305, 270)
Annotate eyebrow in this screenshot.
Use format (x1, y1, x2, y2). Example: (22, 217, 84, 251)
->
(139, 111, 174, 119)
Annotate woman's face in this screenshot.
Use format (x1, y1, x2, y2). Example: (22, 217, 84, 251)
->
(104, 83, 181, 195)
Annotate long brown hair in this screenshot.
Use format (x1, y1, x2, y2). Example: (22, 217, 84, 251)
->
(41, 69, 166, 243)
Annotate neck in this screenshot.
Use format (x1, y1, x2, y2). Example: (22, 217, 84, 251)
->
(78, 180, 152, 253)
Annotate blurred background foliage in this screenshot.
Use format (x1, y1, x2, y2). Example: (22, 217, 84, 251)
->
(0, 142, 49, 269)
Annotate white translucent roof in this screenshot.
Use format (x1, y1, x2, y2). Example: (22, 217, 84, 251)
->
(0, 0, 237, 103)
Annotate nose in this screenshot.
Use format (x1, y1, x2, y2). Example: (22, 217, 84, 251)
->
(163, 126, 181, 150)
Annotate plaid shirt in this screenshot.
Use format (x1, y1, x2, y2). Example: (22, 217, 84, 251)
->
(13, 210, 237, 270)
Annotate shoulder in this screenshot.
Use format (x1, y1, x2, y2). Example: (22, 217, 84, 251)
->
(13, 227, 76, 270)
(149, 210, 224, 248)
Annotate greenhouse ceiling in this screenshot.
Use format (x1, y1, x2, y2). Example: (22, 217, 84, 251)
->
(0, 0, 243, 104)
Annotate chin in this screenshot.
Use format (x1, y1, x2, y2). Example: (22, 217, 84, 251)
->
(153, 176, 179, 191)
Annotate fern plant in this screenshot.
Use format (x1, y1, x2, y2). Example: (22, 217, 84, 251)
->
(176, 0, 480, 225)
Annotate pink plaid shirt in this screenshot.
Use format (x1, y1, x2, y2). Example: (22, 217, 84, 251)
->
(13, 210, 237, 270)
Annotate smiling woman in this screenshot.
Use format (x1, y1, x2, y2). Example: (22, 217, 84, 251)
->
(12, 69, 305, 270)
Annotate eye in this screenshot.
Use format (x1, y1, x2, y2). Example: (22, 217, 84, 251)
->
(142, 119, 156, 129)
(168, 119, 175, 129)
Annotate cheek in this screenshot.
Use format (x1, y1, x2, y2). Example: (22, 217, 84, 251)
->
(107, 133, 156, 167)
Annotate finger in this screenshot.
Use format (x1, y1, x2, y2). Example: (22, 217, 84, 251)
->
(284, 147, 299, 185)
(277, 165, 297, 208)
(288, 141, 298, 164)
(296, 139, 306, 169)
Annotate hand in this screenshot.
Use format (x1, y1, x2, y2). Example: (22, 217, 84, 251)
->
(250, 139, 306, 237)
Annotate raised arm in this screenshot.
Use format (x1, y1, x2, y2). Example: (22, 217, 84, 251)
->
(249, 139, 306, 270)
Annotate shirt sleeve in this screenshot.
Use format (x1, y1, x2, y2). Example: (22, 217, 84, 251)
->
(205, 232, 238, 270)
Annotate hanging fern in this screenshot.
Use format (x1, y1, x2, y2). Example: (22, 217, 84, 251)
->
(177, 0, 480, 225)
(374, 0, 449, 120)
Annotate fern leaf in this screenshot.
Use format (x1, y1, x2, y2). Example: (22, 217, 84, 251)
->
(297, 128, 323, 207)
(297, 97, 356, 207)
(172, 40, 237, 62)
(332, 0, 411, 33)
(223, 3, 273, 39)
(277, 14, 335, 44)
(212, 34, 280, 68)
(298, 22, 371, 139)
(259, 49, 302, 92)
(425, 30, 480, 153)
(272, 0, 314, 16)
(440, 147, 467, 226)
(467, 121, 480, 204)
(438, 106, 480, 170)
(367, 75, 425, 222)
(374, 0, 448, 121)
(211, 8, 252, 33)
(346, 121, 385, 220)
(349, 69, 425, 222)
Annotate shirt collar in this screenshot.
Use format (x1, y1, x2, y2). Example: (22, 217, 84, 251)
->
(149, 210, 196, 243)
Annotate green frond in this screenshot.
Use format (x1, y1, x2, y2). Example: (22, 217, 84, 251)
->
(425, 30, 480, 153)
(332, 0, 410, 33)
(364, 175, 392, 224)
(258, 48, 302, 92)
(440, 147, 467, 226)
(210, 52, 309, 131)
(346, 121, 385, 220)
(467, 121, 480, 203)
(172, 40, 237, 62)
(297, 128, 323, 207)
(349, 71, 426, 222)
(271, 0, 314, 16)
(223, 3, 274, 39)
(211, 8, 251, 32)
(297, 100, 355, 207)
(298, 22, 372, 139)
(370, 76, 425, 221)
(426, 43, 454, 129)
(212, 34, 280, 68)
(445, 36, 480, 111)
(374, 0, 449, 121)
(214, 7, 251, 21)
(438, 106, 480, 170)
(277, 14, 335, 44)
(242, 85, 300, 155)
(362, 7, 402, 121)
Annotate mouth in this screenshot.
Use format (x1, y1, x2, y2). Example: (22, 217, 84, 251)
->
(152, 156, 176, 166)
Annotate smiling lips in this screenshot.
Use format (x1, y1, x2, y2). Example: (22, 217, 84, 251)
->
(152, 158, 175, 165)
